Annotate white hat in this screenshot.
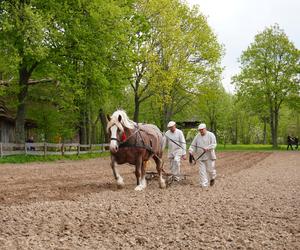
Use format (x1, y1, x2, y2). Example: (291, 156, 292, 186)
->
(167, 121, 176, 128)
(198, 123, 206, 130)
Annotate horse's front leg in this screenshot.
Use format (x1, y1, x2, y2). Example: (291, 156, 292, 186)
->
(110, 156, 124, 188)
(154, 155, 166, 189)
(134, 156, 147, 191)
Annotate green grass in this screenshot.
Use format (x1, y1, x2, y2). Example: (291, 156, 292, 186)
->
(216, 144, 288, 151)
(0, 152, 110, 164)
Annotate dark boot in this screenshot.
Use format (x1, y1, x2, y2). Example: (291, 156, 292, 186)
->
(210, 179, 215, 186)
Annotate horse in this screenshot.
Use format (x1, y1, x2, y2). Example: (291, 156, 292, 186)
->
(107, 110, 166, 191)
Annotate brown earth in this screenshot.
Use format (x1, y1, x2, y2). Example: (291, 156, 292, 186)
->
(0, 151, 299, 249)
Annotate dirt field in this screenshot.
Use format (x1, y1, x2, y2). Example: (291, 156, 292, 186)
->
(0, 151, 299, 249)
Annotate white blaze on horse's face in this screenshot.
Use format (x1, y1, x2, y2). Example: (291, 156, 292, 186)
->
(110, 125, 119, 153)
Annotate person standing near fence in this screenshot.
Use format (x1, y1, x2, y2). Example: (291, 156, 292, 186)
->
(26, 136, 35, 151)
(287, 135, 294, 150)
(163, 121, 187, 181)
(189, 123, 217, 190)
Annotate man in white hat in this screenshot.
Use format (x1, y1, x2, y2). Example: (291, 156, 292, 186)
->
(189, 123, 217, 189)
(163, 121, 187, 181)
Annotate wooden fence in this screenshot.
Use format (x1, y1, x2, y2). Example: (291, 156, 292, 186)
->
(0, 142, 110, 157)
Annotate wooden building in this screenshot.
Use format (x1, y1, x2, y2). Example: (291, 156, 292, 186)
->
(0, 102, 36, 143)
(176, 121, 200, 129)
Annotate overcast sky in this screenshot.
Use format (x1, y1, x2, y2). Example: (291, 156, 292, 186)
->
(187, 0, 300, 93)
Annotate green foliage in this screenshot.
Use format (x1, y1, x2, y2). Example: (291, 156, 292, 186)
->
(196, 82, 229, 133)
(0, 0, 135, 143)
(233, 24, 300, 147)
(3, 1, 297, 148)
(131, 0, 223, 128)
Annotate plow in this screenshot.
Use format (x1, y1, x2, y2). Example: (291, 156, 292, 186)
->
(145, 171, 189, 187)
(144, 159, 190, 187)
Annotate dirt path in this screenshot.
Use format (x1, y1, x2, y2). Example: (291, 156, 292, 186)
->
(0, 152, 299, 249)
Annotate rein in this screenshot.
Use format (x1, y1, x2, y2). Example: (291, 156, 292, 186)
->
(189, 150, 206, 165)
(164, 133, 205, 150)
(110, 124, 209, 164)
(164, 134, 185, 150)
(164, 133, 208, 164)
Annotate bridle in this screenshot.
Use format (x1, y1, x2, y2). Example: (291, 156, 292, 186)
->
(109, 129, 125, 144)
(109, 124, 139, 146)
(110, 137, 120, 142)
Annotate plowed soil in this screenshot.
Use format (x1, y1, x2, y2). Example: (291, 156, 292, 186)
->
(0, 151, 299, 249)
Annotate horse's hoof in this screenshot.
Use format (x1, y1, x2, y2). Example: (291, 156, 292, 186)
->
(116, 178, 124, 188)
(159, 181, 166, 189)
(134, 185, 144, 191)
(117, 181, 125, 189)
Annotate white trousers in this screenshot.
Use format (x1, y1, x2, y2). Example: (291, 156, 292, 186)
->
(199, 160, 216, 187)
(169, 154, 181, 180)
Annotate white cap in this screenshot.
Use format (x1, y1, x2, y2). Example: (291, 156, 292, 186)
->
(167, 121, 176, 128)
(198, 123, 206, 130)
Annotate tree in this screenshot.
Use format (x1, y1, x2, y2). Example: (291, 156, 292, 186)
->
(233, 24, 300, 148)
(144, 1, 222, 129)
(0, 0, 134, 143)
(37, 0, 134, 144)
(0, 0, 60, 143)
(197, 81, 228, 135)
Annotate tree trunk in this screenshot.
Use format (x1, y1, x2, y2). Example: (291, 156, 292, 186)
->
(133, 94, 140, 123)
(91, 116, 100, 144)
(214, 121, 217, 138)
(15, 67, 30, 143)
(210, 119, 217, 136)
(87, 106, 91, 145)
(263, 117, 267, 144)
(247, 122, 251, 144)
(233, 118, 238, 144)
(99, 109, 109, 143)
(273, 110, 279, 148)
(210, 120, 214, 133)
(297, 113, 300, 137)
(269, 107, 278, 148)
(162, 103, 173, 131)
(79, 110, 87, 145)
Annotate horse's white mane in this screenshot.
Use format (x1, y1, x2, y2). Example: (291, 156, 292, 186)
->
(107, 109, 136, 131)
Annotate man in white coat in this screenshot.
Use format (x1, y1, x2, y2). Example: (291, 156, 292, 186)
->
(189, 123, 217, 189)
(163, 121, 186, 181)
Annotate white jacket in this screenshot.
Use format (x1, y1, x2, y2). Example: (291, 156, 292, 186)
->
(163, 129, 186, 158)
(189, 131, 217, 160)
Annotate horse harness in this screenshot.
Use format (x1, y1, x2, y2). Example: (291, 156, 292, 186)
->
(113, 124, 157, 155)
(111, 125, 207, 164)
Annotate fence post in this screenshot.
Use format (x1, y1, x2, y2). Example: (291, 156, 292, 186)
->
(61, 143, 64, 156)
(77, 144, 80, 156)
(25, 143, 27, 155)
(44, 142, 47, 156)
(0, 143, 2, 158)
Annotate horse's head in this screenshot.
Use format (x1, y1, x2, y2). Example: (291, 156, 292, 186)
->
(107, 110, 135, 153)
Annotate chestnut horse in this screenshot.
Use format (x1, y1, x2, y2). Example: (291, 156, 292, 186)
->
(107, 110, 166, 191)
